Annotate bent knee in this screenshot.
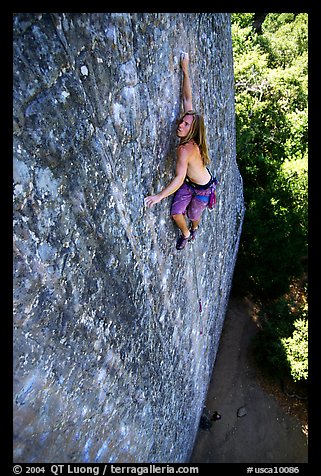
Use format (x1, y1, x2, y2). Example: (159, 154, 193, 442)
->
(187, 211, 203, 222)
(171, 213, 182, 221)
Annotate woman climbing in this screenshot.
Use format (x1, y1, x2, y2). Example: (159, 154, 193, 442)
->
(144, 52, 217, 250)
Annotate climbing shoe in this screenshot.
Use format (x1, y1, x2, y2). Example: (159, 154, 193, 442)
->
(176, 233, 192, 250)
(189, 226, 199, 241)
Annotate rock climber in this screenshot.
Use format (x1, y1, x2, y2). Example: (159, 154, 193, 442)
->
(144, 52, 217, 250)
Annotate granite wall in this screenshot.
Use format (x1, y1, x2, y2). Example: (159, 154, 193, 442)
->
(13, 12, 244, 463)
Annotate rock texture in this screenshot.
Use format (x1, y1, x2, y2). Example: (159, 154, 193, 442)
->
(13, 13, 244, 463)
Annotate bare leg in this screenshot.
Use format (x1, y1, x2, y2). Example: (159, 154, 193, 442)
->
(171, 214, 191, 238)
(191, 218, 200, 230)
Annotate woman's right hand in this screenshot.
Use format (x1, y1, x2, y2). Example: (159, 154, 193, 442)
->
(144, 194, 163, 208)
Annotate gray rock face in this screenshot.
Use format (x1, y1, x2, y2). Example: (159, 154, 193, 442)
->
(13, 13, 244, 463)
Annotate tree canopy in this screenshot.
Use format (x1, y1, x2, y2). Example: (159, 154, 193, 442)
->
(231, 13, 308, 299)
(231, 13, 308, 382)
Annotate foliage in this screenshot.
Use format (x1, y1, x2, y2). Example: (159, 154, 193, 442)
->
(253, 281, 308, 381)
(231, 13, 308, 299)
(231, 14, 308, 383)
(281, 318, 308, 381)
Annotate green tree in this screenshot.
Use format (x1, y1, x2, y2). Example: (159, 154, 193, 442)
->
(231, 13, 308, 299)
(231, 13, 308, 383)
(282, 318, 308, 382)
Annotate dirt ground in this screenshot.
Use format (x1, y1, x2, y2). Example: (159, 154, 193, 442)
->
(190, 296, 308, 464)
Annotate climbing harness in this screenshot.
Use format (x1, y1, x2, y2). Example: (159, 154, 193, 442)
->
(185, 172, 218, 211)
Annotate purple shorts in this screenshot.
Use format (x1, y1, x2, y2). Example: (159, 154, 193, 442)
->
(170, 182, 211, 221)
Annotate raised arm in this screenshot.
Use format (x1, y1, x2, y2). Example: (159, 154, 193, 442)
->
(181, 52, 193, 112)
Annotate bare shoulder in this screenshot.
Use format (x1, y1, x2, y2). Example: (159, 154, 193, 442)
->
(177, 141, 195, 155)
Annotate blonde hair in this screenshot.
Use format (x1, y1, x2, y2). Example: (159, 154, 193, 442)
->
(178, 111, 210, 166)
